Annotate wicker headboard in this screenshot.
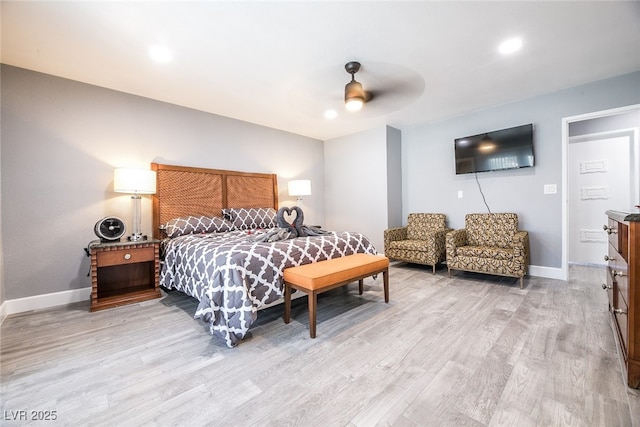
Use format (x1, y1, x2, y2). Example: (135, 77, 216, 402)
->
(151, 163, 279, 239)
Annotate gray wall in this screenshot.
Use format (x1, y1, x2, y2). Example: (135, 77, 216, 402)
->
(1, 65, 324, 300)
(2, 64, 639, 303)
(386, 126, 403, 230)
(324, 126, 401, 252)
(402, 71, 640, 270)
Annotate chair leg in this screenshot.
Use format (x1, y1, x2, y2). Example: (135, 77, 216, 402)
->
(520, 276, 524, 289)
(448, 267, 451, 278)
(432, 264, 436, 275)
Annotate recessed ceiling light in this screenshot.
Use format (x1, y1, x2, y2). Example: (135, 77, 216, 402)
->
(324, 109, 337, 119)
(498, 37, 523, 55)
(148, 45, 173, 63)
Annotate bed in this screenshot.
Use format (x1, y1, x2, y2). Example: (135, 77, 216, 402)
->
(151, 163, 377, 347)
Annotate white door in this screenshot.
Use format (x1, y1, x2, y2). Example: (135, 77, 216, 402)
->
(568, 133, 633, 266)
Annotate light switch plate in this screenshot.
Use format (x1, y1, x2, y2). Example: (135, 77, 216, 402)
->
(544, 184, 557, 194)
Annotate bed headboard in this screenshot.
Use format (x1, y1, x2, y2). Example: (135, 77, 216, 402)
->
(151, 163, 279, 239)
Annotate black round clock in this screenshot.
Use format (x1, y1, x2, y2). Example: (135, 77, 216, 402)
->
(94, 217, 126, 242)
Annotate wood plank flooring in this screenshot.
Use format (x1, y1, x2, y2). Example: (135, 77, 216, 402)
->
(1, 264, 639, 426)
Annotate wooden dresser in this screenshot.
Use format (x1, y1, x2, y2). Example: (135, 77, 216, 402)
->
(604, 209, 640, 388)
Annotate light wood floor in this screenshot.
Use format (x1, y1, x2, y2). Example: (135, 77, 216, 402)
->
(1, 264, 639, 426)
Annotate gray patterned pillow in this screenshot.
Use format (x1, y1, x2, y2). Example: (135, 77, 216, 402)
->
(222, 207, 277, 230)
(162, 215, 233, 238)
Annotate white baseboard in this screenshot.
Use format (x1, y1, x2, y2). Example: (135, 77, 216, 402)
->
(3, 287, 91, 318)
(529, 265, 567, 281)
(0, 300, 7, 325)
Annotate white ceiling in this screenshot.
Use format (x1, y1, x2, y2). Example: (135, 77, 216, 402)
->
(2, 1, 639, 141)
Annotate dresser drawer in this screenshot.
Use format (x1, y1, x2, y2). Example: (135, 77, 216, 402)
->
(614, 267, 629, 307)
(607, 218, 620, 250)
(96, 246, 155, 267)
(608, 245, 629, 305)
(605, 267, 614, 308)
(613, 290, 629, 359)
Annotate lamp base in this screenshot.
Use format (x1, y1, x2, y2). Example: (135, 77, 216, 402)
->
(127, 234, 148, 242)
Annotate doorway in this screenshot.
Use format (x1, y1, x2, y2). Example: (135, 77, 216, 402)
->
(568, 131, 634, 265)
(563, 105, 640, 277)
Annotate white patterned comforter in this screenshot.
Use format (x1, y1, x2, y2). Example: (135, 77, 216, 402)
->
(160, 229, 376, 347)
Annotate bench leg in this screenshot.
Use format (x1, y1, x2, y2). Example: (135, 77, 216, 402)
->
(308, 291, 317, 338)
(359, 279, 364, 295)
(383, 268, 389, 303)
(284, 283, 291, 324)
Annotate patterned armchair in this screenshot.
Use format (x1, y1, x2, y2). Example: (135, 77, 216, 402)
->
(384, 213, 451, 274)
(446, 213, 530, 289)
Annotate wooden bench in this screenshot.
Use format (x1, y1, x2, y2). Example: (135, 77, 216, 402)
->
(283, 253, 390, 338)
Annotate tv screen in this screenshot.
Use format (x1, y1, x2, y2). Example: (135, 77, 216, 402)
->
(454, 124, 534, 174)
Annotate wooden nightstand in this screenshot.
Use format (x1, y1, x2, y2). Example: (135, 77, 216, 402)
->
(89, 239, 161, 312)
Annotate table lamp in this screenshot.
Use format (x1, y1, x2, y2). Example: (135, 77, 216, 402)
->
(288, 179, 311, 210)
(114, 168, 156, 241)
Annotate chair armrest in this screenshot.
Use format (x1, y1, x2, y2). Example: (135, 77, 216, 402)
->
(384, 226, 407, 252)
(424, 228, 453, 255)
(512, 231, 530, 269)
(431, 228, 452, 239)
(446, 229, 467, 259)
(424, 228, 453, 244)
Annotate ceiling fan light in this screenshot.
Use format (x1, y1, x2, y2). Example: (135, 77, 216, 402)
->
(345, 80, 365, 111)
(345, 98, 364, 111)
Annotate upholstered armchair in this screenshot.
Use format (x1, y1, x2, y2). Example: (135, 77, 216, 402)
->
(384, 213, 451, 274)
(446, 213, 530, 289)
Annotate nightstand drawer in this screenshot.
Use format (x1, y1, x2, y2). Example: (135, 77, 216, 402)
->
(97, 246, 154, 267)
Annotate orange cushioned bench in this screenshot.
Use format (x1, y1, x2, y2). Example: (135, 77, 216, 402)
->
(283, 253, 390, 338)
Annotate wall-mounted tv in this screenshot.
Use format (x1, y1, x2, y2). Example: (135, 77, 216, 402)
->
(454, 123, 534, 175)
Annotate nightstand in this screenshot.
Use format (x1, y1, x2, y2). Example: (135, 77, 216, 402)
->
(89, 239, 161, 311)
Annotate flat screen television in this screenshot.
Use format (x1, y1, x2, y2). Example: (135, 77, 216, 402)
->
(454, 123, 534, 174)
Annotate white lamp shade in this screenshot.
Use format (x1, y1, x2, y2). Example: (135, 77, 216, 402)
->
(114, 168, 156, 194)
(288, 180, 311, 197)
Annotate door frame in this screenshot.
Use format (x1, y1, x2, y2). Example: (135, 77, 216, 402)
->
(562, 104, 640, 280)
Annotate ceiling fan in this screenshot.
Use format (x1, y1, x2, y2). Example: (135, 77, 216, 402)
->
(286, 61, 425, 119)
(343, 61, 425, 113)
(344, 61, 373, 111)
